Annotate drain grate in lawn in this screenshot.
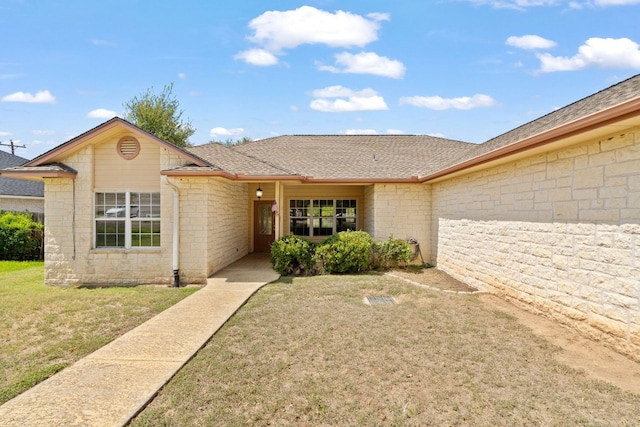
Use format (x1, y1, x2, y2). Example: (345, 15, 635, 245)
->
(364, 295, 396, 306)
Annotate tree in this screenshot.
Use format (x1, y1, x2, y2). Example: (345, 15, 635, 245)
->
(210, 136, 253, 146)
(123, 83, 195, 148)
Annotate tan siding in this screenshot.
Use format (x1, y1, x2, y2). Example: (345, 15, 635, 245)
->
(94, 136, 161, 191)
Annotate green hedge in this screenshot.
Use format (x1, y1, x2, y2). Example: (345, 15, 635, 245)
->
(270, 234, 315, 275)
(0, 211, 44, 261)
(372, 238, 412, 269)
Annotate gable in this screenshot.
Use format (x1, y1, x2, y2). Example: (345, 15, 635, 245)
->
(94, 134, 161, 191)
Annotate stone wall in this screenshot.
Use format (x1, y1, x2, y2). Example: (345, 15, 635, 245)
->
(433, 128, 640, 361)
(207, 178, 249, 275)
(366, 183, 432, 261)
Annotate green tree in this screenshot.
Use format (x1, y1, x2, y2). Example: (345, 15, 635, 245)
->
(209, 136, 253, 146)
(123, 83, 195, 148)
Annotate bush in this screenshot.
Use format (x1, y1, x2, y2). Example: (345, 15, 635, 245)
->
(373, 237, 412, 269)
(313, 230, 374, 274)
(270, 234, 315, 275)
(0, 211, 44, 261)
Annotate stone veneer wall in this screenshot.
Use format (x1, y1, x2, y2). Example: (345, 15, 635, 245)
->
(432, 128, 640, 361)
(365, 183, 432, 261)
(207, 178, 249, 275)
(44, 146, 188, 286)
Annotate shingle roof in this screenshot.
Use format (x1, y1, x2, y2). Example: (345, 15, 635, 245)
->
(3, 74, 640, 183)
(186, 143, 294, 177)
(467, 73, 640, 159)
(0, 151, 44, 197)
(228, 135, 476, 180)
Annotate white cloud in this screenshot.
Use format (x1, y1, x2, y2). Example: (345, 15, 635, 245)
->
(317, 51, 406, 78)
(344, 129, 378, 135)
(386, 129, 404, 134)
(178, 73, 186, 80)
(236, 6, 387, 65)
(537, 37, 640, 72)
(399, 94, 497, 110)
(248, 6, 383, 51)
(87, 108, 117, 119)
(210, 127, 245, 137)
(506, 35, 557, 50)
(311, 96, 388, 113)
(311, 85, 377, 98)
(0, 131, 11, 137)
(310, 86, 388, 112)
(2, 90, 56, 104)
(234, 49, 279, 66)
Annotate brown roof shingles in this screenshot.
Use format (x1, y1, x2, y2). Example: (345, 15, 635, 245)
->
(230, 135, 476, 180)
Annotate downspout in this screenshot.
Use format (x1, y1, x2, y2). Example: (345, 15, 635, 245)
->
(163, 176, 180, 287)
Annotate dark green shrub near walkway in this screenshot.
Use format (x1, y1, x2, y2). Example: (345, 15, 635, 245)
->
(271, 231, 412, 275)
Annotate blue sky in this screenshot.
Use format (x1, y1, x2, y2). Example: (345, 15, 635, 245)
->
(2, 0, 640, 160)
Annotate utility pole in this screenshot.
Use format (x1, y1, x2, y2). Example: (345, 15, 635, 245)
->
(0, 139, 26, 155)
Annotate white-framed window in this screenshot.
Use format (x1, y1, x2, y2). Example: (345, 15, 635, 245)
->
(94, 192, 160, 248)
(289, 199, 357, 237)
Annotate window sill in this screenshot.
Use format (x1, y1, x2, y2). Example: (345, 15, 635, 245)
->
(91, 248, 162, 254)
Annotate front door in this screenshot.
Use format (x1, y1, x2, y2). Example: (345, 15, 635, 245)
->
(254, 201, 275, 252)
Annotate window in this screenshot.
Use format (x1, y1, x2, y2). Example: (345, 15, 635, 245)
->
(289, 199, 357, 237)
(95, 192, 160, 248)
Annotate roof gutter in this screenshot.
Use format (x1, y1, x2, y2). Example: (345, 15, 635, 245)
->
(160, 170, 422, 184)
(420, 95, 640, 183)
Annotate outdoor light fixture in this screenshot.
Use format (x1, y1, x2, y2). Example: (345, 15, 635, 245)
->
(256, 185, 263, 200)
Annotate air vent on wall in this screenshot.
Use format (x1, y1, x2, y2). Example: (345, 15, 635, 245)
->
(117, 136, 140, 160)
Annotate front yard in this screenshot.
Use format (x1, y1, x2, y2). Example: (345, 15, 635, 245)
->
(131, 272, 640, 426)
(0, 261, 198, 404)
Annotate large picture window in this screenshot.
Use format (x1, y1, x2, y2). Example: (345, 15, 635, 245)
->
(289, 199, 356, 237)
(94, 192, 160, 248)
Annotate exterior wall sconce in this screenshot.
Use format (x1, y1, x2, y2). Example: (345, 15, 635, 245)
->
(256, 185, 263, 200)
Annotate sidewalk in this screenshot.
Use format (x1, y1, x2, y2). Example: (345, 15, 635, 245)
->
(0, 254, 280, 427)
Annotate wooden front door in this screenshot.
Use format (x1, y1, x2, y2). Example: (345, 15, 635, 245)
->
(254, 200, 275, 252)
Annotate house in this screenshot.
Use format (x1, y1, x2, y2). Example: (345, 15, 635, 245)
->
(0, 150, 44, 214)
(1, 74, 639, 361)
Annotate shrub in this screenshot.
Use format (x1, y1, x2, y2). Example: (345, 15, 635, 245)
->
(313, 230, 374, 274)
(270, 234, 315, 275)
(0, 211, 44, 261)
(373, 237, 412, 269)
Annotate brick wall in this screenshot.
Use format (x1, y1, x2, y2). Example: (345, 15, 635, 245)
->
(433, 128, 640, 361)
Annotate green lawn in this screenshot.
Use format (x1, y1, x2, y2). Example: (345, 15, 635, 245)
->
(0, 261, 198, 404)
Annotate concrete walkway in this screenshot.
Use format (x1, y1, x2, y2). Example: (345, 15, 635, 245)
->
(0, 254, 280, 427)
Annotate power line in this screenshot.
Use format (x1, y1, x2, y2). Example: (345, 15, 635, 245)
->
(0, 139, 26, 155)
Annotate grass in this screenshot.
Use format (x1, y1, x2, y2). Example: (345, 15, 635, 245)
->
(0, 261, 198, 405)
(131, 273, 640, 427)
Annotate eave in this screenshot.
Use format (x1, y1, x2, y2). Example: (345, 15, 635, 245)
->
(421, 95, 640, 183)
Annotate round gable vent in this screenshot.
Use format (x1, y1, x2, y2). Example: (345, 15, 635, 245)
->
(117, 136, 140, 160)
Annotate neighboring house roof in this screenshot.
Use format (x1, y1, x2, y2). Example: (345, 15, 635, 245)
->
(0, 150, 44, 197)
